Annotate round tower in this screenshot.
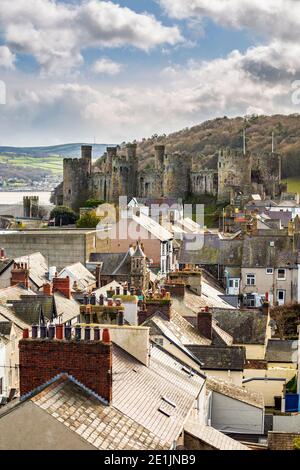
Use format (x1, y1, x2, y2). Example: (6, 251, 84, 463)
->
(218, 148, 252, 202)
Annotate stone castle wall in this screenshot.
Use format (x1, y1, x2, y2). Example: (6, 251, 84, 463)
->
(61, 144, 282, 211)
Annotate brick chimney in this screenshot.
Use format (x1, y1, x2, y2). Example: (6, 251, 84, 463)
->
(197, 309, 212, 340)
(53, 276, 71, 299)
(139, 296, 172, 324)
(11, 262, 29, 288)
(43, 283, 53, 296)
(19, 326, 112, 403)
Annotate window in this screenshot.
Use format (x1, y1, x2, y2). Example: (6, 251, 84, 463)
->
(246, 274, 256, 286)
(266, 268, 274, 275)
(277, 269, 286, 280)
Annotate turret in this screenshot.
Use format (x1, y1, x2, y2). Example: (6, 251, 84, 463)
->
(155, 145, 165, 170)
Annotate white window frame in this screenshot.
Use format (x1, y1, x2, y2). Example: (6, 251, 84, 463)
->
(266, 267, 274, 275)
(277, 269, 286, 280)
(246, 273, 256, 286)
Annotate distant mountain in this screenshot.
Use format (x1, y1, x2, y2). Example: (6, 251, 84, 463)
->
(0, 143, 112, 159)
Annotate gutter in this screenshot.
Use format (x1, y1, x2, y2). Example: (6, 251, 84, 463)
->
(243, 377, 286, 384)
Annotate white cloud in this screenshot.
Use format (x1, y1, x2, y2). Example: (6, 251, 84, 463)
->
(0, 0, 183, 74)
(92, 58, 123, 75)
(0, 46, 15, 69)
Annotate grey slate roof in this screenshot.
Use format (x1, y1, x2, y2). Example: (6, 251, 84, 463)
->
(15, 252, 48, 288)
(179, 233, 243, 266)
(212, 309, 269, 345)
(0, 321, 12, 337)
(242, 235, 297, 268)
(112, 344, 205, 445)
(206, 376, 264, 409)
(184, 418, 250, 450)
(89, 252, 128, 275)
(266, 339, 296, 363)
(187, 345, 246, 371)
(10, 375, 169, 450)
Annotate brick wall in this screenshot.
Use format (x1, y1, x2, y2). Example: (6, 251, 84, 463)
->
(19, 339, 112, 403)
(268, 431, 300, 450)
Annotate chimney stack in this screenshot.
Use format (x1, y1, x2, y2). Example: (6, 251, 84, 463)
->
(53, 276, 71, 299)
(43, 283, 53, 296)
(19, 326, 113, 403)
(197, 309, 213, 341)
(11, 262, 29, 289)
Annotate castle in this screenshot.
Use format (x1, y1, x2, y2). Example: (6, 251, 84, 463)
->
(57, 143, 282, 211)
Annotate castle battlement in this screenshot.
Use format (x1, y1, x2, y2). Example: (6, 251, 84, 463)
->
(60, 143, 282, 211)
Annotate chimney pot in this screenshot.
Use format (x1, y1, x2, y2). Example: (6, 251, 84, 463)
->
(48, 324, 55, 340)
(23, 329, 29, 339)
(102, 328, 111, 343)
(118, 311, 124, 326)
(75, 325, 82, 341)
(94, 327, 100, 341)
(116, 286, 120, 296)
(32, 325, 38, 339)
(85, 326, 91, 341)
(123, 287, 128, 296)
(90, 294, 96, 306)
(56, 324, 64, 340)
(64, 325, 72, 341)
(99, 294, 104, 306)
(40, 325, 47, 339)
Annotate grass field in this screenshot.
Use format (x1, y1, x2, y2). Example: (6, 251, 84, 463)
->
(283, 177, 300, 194)
(0, 154, 63, 175)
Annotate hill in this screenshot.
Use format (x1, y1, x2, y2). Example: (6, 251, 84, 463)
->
(132, 114, 300, 178)
(0, 143, 112, 182)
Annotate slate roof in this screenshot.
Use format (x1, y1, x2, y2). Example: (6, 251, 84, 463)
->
(143, 309, 211, 347)
(266, 339, 296, 363)
(112, 344, 205, 445)
(17, 375, 169, 450)
(10, 295, 55, 326)
(89, 252, 126, 274)
(0, 304, 29, 330)
(242, 235, 297, 268)
(187, 345, 246, 371)
(15, 252, 48, 288)
(179, 233, 243, 267)
(59, 263, 96, 290)
(0, 321, 12, 337)
(0, 285, 36, 304)
(8, 294, 79, 326)
(184, 417, 250, 450)
(212, 309, 269, 345)
(131, 213, 173, 242)
(53, 292, 80, 324)
(206, 376, 264, 409)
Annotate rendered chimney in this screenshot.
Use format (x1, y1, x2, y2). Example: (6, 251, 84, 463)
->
(19, 327, 113, 403)
(197, 310, 212, 340)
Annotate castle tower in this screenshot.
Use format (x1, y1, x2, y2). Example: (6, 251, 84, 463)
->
(63, 145, 93, 211)
(218, 148, 252, 202)
(155, 145, 165, 170)
(130, 242, 149, 293)
(163, 152, 191, 199)
(23, 196, 39, 218)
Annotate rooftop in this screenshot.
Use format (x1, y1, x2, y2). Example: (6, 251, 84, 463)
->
(187, 345, 246, 371)
(206, 376, 264, 409)
(266, 339, 296, 363)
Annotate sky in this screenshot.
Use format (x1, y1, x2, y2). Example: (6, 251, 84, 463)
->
(0, 0, 300, 146)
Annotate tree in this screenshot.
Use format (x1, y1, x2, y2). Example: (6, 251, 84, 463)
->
(50, 206, 78, 226)
(84, 198, 105, 208)
(76, 211, 101, 228)
(270, 303, 300, 339)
